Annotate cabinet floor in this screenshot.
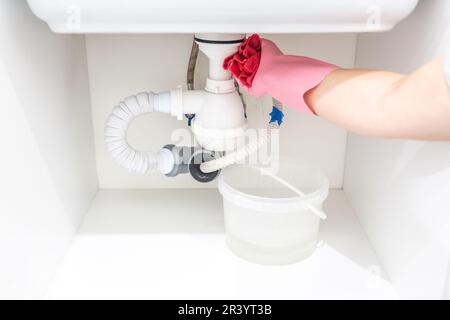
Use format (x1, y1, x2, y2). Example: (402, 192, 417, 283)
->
(47, 189, 397, 299)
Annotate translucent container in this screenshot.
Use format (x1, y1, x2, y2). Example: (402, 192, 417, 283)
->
(218, 160, 329, 265)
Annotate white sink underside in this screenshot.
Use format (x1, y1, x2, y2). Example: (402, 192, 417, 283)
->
(27, 0, 418, 34)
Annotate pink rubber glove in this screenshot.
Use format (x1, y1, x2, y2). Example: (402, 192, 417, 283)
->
(223, 34, 339, 114)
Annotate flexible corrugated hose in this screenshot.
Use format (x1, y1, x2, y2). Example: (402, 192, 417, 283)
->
(104, 92, 170, 173)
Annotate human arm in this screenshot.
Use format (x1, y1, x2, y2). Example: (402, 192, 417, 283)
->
(306, 57, 450, 140)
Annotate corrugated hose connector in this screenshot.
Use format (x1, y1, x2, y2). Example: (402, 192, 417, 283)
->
(104, 91, 171, 174)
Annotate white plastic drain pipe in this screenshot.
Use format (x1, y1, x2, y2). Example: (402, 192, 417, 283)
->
(104, 91, 174, 174)
(200, 101, 284, 174)
(200, 123, 276, 174)
(104, 34, 255, 181)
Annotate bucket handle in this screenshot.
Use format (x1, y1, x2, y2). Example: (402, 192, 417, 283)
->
(255, 167, 327, 220)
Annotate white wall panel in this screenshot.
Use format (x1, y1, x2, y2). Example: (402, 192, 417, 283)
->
(346, 0, 450, 299)
(0, 0, 97, 298)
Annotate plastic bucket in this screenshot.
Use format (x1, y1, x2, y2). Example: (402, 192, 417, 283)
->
(218, 159, 329, 265)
